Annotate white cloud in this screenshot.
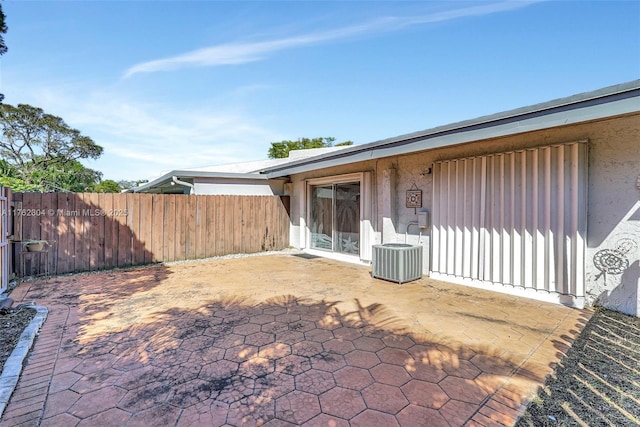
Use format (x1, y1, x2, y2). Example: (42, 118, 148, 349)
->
(5, 82, 282, 179)
(124, 1, 540, 78)
(68, 98, 281, 168)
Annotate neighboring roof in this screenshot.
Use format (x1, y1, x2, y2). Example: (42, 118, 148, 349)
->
(262, 80, 640, 178)
(130, 170, 273, 194)
(131, 146, 349, 193)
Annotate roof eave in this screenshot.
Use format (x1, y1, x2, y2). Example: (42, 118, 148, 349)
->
(131, 170, 279, 193)
(262, 80, 640, 178)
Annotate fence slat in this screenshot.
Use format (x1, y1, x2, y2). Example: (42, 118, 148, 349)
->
(187, 196, 197, 259)
(232, 196, 241, 254)
(228, 196, 235, 253)
(217, 196, 225, 256)
(102, 193, 115, 269)
(56, 193, 73, 274)
(130, 193, 145, 265)
(252, 197, 259, 252)
(124, 194, 134, 266)
(222, 196, 231, 255)
(116, 194, 130, 267)
(179, 196, 188, 260)
(137, 194, 152, 264)
(195, 196, 205, 259)
(89, 193, 102, 271)
(151, 194, 164, 263)
(12, 194, 22, 242)
(205, 197, 215, 258)
(40, 193, 56, 274)
(165, 195, 176, 262)
(280, 196, 290, 248)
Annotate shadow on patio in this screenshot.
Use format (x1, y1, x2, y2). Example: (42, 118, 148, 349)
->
(3, 254, 589, 426)
(516, 308, 640, 426)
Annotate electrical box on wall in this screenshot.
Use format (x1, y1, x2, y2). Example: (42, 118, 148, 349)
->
(418, 211, 429, 229)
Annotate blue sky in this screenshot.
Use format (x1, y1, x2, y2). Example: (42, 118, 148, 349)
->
(2, 1, 639, 181)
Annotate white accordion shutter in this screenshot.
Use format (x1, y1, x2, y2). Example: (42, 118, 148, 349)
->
(431, 142, 587, 302)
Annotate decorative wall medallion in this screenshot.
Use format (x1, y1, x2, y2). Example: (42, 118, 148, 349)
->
(593, 238, 637, 277)
(406, 187, 422, 208)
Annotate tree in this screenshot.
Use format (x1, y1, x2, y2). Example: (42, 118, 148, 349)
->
(0, 160, 39, 191)
(117, 179, 148, 190)
(94, 179, 121, 193)
(34, 159, 102, 192)
(0, 5, 7, 56)
(0, 4, 7, 103)
(0, 158, 103, 192)
(268, 137, 353, 159)
(0, 103, 103, 191)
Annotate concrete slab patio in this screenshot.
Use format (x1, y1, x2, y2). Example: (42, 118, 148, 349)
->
(1, 253, 589, 426)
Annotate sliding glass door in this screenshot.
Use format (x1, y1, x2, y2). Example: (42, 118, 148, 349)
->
(310, 182, 360, 255)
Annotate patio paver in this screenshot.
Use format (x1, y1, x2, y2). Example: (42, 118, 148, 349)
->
(1, 253, 589, 426)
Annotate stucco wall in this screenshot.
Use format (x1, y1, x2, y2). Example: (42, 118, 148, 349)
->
(287, 113, 640, 313)
(583, 114, 640, 315)
(194, 178, 285, 196)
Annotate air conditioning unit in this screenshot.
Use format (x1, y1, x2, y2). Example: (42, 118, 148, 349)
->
(372, 244, 423, 284)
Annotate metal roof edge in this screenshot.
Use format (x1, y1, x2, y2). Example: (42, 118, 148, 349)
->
(262, 80, 640, 177)
(186, 171, 272, 180)
(132, 170, 277, 193)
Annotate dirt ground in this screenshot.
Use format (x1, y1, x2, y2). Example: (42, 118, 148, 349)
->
(0, 305, 36, 372)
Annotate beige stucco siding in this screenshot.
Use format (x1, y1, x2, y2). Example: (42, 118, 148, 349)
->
(582, 114, 640, 314)
(287, 113, 640, 313)
(194, 177, 285, 196)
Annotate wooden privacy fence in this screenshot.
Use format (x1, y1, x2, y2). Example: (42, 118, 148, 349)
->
(12, 193, 290, 277)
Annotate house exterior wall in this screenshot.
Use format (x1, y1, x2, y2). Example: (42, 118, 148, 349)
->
(193, 178, 285, 196)
(583, 114, 640, 315)
(287, 113, 640, 314)
(288, 160, 378, 254)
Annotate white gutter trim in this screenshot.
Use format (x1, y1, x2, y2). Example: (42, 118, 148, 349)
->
(172, 176, 195, 194)
(131, 170, 278, 193)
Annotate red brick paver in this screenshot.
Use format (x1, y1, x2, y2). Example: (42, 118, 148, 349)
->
(2, 254, 589, 426)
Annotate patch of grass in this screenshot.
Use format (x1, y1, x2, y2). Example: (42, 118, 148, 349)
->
(516, 308, 640, 427)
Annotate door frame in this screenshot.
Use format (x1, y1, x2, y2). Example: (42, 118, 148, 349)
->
(302, 172, 374, 263)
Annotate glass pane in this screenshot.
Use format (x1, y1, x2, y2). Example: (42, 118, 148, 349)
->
(334, 183, 360, 255)
(310, 185, 333, 250)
